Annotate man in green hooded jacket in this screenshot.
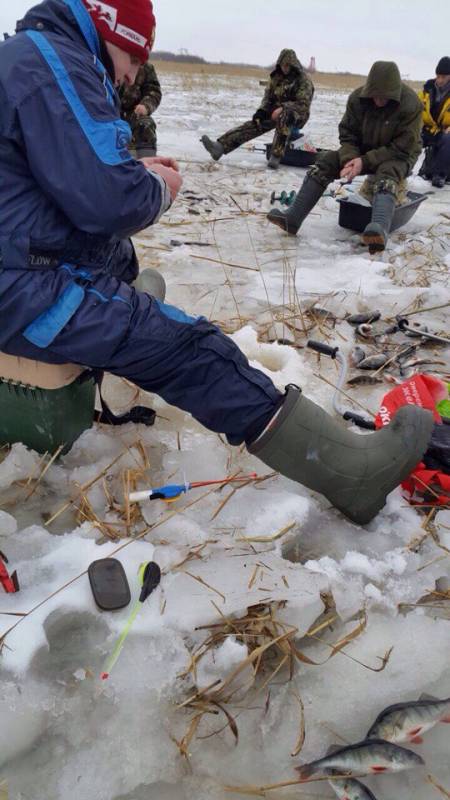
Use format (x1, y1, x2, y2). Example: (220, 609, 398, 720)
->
(200, 49, 314, 169)
(268, 61, 422, 251)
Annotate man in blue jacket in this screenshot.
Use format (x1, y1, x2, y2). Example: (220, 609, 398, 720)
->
(0, 0, 434, 525)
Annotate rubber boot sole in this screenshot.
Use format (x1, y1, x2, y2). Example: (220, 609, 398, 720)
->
(267, 211, 299, 236)
(361, 231, 387, 254)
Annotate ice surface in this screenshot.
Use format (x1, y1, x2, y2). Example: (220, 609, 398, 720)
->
(0, 71, 449, 800)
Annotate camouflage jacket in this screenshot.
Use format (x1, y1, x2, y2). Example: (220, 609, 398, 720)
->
(259, 49, 314, 128)
(119, 62, 162, 120)
(338, 61, 423, 171)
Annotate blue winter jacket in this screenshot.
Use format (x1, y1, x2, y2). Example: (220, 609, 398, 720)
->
(0, 0, 169, 350)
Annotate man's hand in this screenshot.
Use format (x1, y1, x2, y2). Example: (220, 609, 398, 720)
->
(252, 108, 268, 124)
(340, 157, 363, 181)
(147, 163, 183, 202)
(139, 156, 180, 172)
(134, 104, 148, 117)
(271, 107, 283, 121)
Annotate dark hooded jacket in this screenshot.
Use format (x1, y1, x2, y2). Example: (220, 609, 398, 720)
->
(338, 61, 423, 171)
(259, 49, 314, 128)
(119, 62, 162, 120)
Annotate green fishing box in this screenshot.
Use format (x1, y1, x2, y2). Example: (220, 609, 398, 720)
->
(0, 372, 96, 455)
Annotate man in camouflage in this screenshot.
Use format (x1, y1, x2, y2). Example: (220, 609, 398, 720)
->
(200, 49, 314, 169)
(119, 61, 162, 157)
(268, 61, 423, 252)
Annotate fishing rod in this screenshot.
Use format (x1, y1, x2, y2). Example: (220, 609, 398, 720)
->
(100, 561, 161, 681)
(129, 473, 259, 504)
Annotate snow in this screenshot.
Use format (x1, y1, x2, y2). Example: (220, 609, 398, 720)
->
(1, 70, 449, 800)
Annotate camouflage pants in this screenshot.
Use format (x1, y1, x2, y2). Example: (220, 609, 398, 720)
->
(127, 113, 157, 153)
(218, 110, 302, 158)
(308, 148, 410, 203)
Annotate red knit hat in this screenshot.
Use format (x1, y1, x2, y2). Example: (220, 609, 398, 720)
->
(82, 0, 156, 64)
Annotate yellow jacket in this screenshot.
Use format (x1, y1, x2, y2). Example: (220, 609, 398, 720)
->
(418, 79, 450, 135)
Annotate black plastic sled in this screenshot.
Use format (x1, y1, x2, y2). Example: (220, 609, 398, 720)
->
(337, 191, 428, 233)
(265, 142, 323, 168)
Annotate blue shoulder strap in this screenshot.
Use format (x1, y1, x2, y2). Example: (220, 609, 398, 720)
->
(26, 30, 131, 165)
(62, 0, 100, 58)
(62, 0, 117, 107)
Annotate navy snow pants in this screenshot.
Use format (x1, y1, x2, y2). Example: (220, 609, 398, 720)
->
(0, 264, 282, 446)
(431, 132, 450, 178)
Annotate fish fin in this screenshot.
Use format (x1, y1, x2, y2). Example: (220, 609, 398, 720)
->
(419, 692, 439, 702)
(294, 764, 315, 781)
(371, 766, 388, 773)
(440, 716, 450, 723)
(410, 736, 424, 744)
(325, 744, 342, 756)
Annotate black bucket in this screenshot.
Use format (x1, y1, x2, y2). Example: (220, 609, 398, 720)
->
(265, 142, 323, 167)
(337, 191, 428, 233)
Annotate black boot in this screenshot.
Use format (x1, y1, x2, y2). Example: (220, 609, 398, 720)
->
(267, 176, 325, 235)
(431, 174, 446, 188)
(362, 190, 396, 253)
(249, 386, 433, 525)
(267, 154, 281, 170)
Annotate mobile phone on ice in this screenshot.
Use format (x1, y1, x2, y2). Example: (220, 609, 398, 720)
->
(88, 558, 131, 611)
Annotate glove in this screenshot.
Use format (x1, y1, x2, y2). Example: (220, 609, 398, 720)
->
(252, 108, 269, 124)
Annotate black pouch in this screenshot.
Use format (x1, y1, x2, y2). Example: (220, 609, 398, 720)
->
(88, 558, 131, 611)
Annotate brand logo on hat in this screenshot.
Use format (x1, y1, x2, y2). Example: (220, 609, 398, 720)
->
(116, 23, 147, 48)
(86, 0, 117, 31)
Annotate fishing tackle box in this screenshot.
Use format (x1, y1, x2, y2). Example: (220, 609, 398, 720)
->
(0, 353, 95, 454)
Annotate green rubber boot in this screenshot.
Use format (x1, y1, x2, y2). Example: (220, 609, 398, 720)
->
(362, 190, 396, 253)
(267, 175, 325, 235)
(249, 386, 433, 525)
(134, 269, 166, 301)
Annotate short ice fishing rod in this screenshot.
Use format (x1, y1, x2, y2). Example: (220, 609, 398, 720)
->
(100, 561, 161, 680)
(128, 473, 259, 504)
(307, 340, 376, 430)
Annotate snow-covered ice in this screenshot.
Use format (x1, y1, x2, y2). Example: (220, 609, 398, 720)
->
(1, 70, 449, 800)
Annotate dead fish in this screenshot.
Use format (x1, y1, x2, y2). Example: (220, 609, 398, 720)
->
(395, 345, 419, 363)
(307, 306, 337, 322)
(295, 739, 424, 781)
(356, 324, 374, 339)
(347, 311, 381, 325)
(358, 354, 389, 371)
(400, 358, 446, 370)
(366, 693, 450, 745)
(347, 375, 383, 386)
(328, 774, 378, 800)
(350, 346, 366, 366)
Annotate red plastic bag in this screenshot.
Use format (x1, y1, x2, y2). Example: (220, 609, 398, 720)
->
(376, 374, 450, 507)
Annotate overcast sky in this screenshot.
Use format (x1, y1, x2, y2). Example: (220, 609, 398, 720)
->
(1, 0, 449, 80)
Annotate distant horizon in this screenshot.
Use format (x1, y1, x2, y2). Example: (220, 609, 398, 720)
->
(1, 0, 448, 81)
(150, 50, 425, 81)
